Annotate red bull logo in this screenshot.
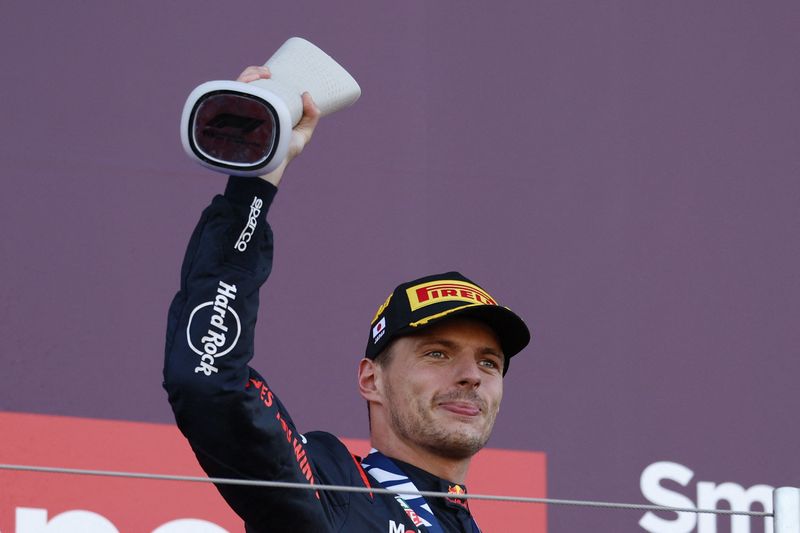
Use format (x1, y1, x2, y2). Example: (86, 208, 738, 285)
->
(449, 484, 465, 495)
(447, 484, 468, 507)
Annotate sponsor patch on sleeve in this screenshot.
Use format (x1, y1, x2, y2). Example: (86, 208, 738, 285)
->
(186, 281, 240, 376)
(233, 196, 263, 252)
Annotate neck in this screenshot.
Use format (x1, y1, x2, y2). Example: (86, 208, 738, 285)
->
(370, 434, 472, 483)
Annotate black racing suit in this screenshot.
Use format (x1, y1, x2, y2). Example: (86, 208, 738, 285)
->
(163, 177, 481, 532)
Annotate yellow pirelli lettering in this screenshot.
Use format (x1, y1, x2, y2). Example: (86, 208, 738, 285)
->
(371, 293, 393, 324)
(406, 280, 497, 311)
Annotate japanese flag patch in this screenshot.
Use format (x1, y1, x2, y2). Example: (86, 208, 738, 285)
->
(372, 316, 387, 343)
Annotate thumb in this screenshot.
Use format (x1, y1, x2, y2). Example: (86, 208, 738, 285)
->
(294, 92, 322, 145)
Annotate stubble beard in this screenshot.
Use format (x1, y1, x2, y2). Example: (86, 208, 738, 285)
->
(386, 381, 498, 460)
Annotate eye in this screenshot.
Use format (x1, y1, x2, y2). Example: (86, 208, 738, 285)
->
(425, 350, 446, 359)
(479, 358, 503, 372)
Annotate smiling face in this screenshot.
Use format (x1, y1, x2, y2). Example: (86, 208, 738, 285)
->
(373, 317, 505, 460)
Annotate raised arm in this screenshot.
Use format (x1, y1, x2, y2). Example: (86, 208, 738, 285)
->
(163, 67, 329, 531)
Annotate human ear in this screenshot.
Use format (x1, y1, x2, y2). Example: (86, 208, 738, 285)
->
(357, 358, 382, 403)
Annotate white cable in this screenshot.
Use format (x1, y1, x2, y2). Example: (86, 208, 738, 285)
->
(0, 463, 771, 518)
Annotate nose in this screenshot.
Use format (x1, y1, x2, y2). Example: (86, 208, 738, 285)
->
(454, 356, 482, 389)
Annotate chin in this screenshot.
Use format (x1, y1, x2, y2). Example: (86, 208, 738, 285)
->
(427, 428, 491, 460)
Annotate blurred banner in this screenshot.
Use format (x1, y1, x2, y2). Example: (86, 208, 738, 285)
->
(0, 412, 546, 532)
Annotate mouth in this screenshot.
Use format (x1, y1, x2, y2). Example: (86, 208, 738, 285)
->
(438, 401, 482, 417)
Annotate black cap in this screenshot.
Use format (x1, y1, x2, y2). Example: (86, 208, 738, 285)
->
(365, 272, 531, 374)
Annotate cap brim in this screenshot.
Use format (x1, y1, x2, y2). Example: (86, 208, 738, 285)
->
(402, 304, 531, 375)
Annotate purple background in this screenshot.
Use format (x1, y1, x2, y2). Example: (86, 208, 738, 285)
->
(2, 1, 799, 531)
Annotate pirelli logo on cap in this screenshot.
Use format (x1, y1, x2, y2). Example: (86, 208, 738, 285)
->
(406, 280, 497, 311)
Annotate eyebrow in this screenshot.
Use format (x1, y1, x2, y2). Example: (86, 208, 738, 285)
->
(417, 338, 505, 359)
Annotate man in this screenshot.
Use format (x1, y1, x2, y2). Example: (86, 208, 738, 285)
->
(164, 66, 531, 532)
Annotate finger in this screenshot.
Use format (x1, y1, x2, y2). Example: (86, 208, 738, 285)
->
(303, 91, 321, 117)
(294, 92, 321, 143)
(237, 65, 270, 83)
(236, 65, 271, 83)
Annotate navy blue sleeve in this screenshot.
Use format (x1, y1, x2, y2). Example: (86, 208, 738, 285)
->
(163, 176, 332, 532)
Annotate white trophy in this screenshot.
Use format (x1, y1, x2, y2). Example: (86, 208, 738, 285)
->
(180, 37, 361, 177)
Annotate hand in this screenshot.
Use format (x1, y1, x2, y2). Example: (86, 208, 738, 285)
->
(235, 66, 322, 186)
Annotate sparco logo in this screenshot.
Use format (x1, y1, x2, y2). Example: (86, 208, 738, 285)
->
(186, 281, 240, 376)
(234, 196, 263, 252)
